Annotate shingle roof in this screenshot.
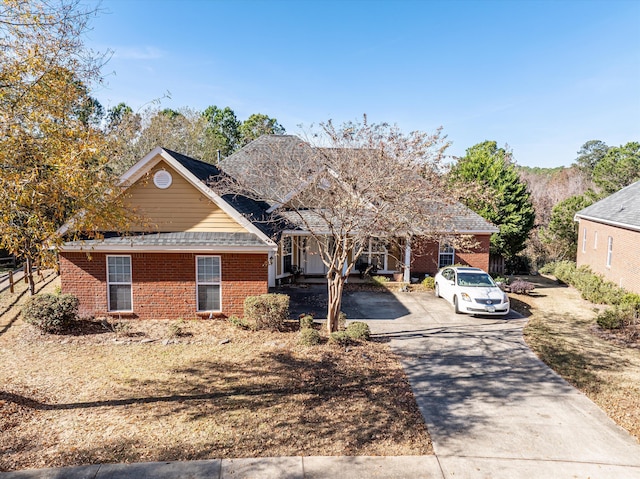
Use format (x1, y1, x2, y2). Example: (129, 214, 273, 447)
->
(64, 232, 268, 248)
(441, 202, 499, 233)
(163, 148, 223, 183)
(575, 181, 640, 230)
(278, 203, 498, 234)
(160, 148, 278, 238)
(219, 135, 317, 207)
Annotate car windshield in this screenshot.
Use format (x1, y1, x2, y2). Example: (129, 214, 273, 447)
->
(457, 272, 495, 287)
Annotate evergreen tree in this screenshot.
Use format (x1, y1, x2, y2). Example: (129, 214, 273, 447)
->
(450, 141, 535, 259)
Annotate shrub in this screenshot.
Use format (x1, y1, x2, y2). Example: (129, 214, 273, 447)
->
(505, 255, 530, 275)
(299, 314, 315, 330)
(421, 277, 435, 289)
(338, 311, 347, 331)
(112, 321, 134, 337)
(228, 315, 251, 330)
(509, 279, 535, 295)
(244, 293, 289, 331)
(22, 293, 79, 333)
(620, 293, 640, 311)
(370, 275, 389, 286)
(346, 321, 370, 341)
(596, 300, 638, 330)
(596, 307, 623, 330)
(490, 274, 507, 284)
(168, 319, 189, 338)
(298, 328, 321, 346)
(541, 260, 576, 283)
(329, 330, 351, 345)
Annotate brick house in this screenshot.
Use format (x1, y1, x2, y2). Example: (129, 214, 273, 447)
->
(575, 181, 640, 295)
(60, 138, 497, 320)
(220, 135, 498, 283)
(59, 147, 277, 320)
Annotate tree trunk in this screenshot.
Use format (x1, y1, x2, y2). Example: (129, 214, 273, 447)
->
(326, 271, 345, 334)
(26, 256, 35, 296)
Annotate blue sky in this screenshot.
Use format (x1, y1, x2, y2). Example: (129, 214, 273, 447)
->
(86, 0, 640, 168)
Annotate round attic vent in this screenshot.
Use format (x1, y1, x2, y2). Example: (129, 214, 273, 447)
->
(153, 170, 172, 189)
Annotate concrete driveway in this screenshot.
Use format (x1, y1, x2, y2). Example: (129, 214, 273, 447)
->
(342, 288, 640, 478)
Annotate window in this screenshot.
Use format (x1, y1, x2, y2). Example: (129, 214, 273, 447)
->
(107, 255, 132, 312)
(196, 256, 221, 311)
(594, 231, 598, 250)
(582, 228, 587, 253)
(356, 238, 388, 271)
(606, 237, 613, 268)
(281, 236, 293, 274)
(439, 243, 455, 269)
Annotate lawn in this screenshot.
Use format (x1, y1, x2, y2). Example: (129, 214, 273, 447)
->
(519, 275, 640, 441)
(0, 278, 431, 472)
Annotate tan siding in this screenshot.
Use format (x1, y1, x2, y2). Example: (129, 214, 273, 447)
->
(125, 159, 247, 233)
(577, 219, 640, 294)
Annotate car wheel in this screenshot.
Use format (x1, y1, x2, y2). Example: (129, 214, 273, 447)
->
(434, 283, 440, 298)
(453, 295, 461, 314)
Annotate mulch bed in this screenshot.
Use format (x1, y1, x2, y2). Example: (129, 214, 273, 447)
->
(1, 317, 432, 472)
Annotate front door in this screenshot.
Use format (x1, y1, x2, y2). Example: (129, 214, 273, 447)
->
(304, 237, 327, 275)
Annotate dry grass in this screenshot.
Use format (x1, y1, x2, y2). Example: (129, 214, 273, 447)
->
(521, 275, 640, 441)
(0, 278, 431, 472)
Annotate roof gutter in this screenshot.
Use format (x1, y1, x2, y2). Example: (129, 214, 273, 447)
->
(574, 214, 640, 233)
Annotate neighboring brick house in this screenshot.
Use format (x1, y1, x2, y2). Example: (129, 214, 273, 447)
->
(60, 138, 497, 320)
(575, 181, 640, 294)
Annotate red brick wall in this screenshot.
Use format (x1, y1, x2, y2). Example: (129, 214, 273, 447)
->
(59, 252, 268, 319)
(411, 234, 492, 276)
(576, 219, 640, 294)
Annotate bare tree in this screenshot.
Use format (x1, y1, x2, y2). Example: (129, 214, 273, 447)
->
(217, 117, 471, 333)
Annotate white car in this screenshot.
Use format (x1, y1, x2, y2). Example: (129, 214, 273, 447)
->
(434, 266, 510, 316)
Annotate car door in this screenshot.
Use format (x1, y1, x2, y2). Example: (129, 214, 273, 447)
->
(440, 268, 455, 302)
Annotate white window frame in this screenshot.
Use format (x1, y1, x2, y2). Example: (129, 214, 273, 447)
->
(357, 238, 389, 272)
(106, 255, 133, 312)
(281, 236, 293, 274)
(594, 231, 598, 250)
(196, 255, 222, 312)
(606, 237, 613, 268)
(582, 228, 587, 253)
(439, 242, 455, 269)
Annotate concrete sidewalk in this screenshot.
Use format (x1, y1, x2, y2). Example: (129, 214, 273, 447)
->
(0, 456, 444, 479)
(2, 453, 639, 479)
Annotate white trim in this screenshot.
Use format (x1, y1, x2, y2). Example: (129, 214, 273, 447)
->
(60, 244, 274, 254)
(280, 236, 293, 275)
(575, 214, 640, 233)
(582, 227, 587, 253)
(594, 231, 598, 250)
(439, 242, 455, 269)
(268, 255, 276, 287)
(120, 148, 276, 247)
(106, 255, 133, 313)
(196, 255, 222, 313)
(606, 236, 613, 268)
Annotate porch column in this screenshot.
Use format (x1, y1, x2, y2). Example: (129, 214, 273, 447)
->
(403, 237, 411, 283)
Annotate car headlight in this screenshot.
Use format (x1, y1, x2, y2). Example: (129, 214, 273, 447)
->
(461, 292, 472, 302)
(503, 293, 509, 303)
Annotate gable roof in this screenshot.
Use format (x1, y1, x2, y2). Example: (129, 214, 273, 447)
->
(575, 181, 640, 232)
(122, 147, 276, 245)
